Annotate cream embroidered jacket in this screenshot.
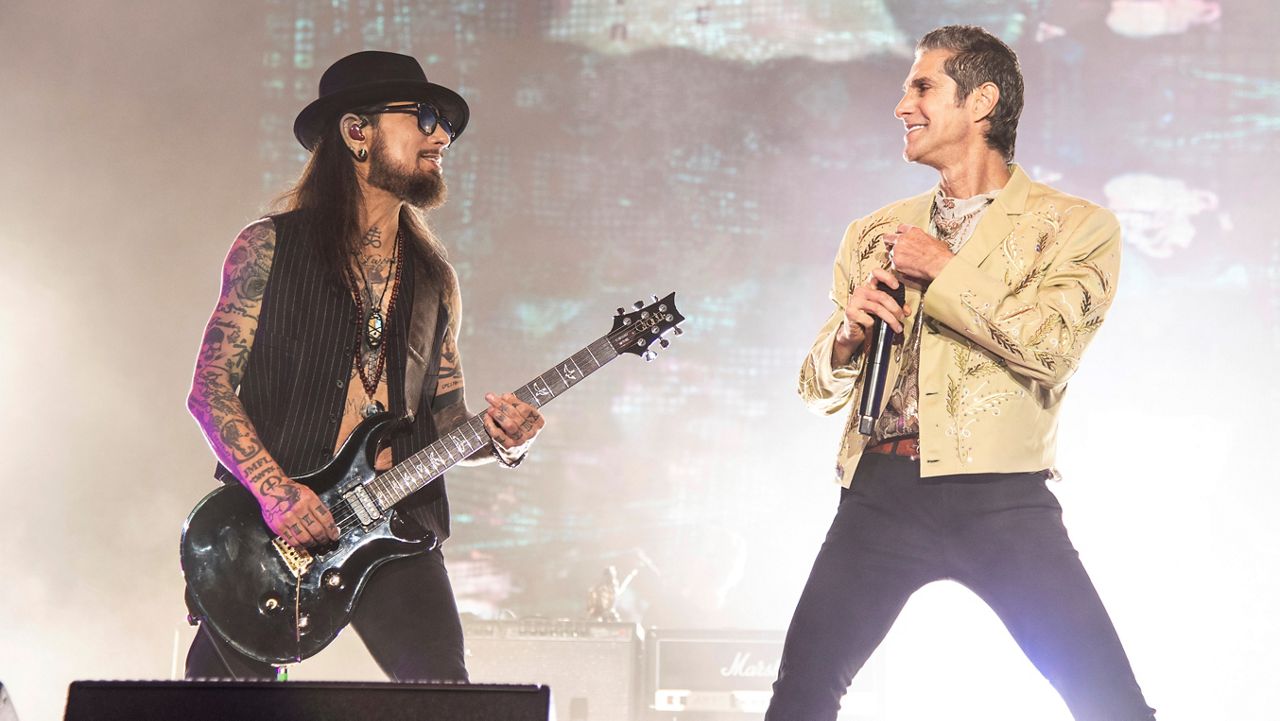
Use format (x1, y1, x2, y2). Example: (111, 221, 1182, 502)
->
(799, 165, 1121, 484)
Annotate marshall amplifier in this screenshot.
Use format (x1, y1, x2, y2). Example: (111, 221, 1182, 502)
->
(462, 618, 644, 721)
(643, 629, 884, 720)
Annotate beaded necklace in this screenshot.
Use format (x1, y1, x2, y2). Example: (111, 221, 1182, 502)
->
(344, 230, 403, 416)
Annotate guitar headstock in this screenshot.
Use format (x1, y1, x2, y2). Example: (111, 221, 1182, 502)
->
(608, 292, 685, 361)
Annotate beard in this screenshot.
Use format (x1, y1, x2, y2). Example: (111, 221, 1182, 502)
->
(366, 136, 447, 209)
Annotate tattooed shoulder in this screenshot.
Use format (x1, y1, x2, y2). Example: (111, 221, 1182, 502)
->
(194, 220, 279, 402)
(222, 219, 278, 304)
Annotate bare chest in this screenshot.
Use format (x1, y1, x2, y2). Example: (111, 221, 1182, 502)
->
(333, 356, 394, 470)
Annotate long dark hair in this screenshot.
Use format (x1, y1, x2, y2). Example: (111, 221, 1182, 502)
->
(273, 121, 453, 296)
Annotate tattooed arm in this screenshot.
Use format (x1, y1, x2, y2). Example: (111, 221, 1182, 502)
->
(429, 284, 544, 467)
(187, 219, 338, 549)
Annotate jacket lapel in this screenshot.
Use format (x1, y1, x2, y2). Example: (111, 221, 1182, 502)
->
(952, 164, 1031, 269)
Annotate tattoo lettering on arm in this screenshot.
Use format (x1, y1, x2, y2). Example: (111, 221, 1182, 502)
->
(435, 329, 464, 397)
(187, 219, 285, 497)
(244, 456, 270, 473)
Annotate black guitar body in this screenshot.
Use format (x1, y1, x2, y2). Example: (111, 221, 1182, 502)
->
(180, 293, 686, 667)
(181, 412, 433, 665)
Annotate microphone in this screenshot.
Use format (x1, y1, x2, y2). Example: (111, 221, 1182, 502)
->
(857, 281, 906, 435)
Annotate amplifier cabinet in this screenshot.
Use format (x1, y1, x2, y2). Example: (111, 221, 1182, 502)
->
(644, 629, 884, 720)
(462, 618, 643, 721)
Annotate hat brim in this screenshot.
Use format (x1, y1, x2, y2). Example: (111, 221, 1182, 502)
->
(293, 79, 470, 150)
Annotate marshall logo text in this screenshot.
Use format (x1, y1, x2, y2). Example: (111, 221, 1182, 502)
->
(719, 651, 781, 678)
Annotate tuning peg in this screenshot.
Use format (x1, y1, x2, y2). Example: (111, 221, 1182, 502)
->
(659, 338, 670, 348)
(616, 307, 625, 316)
(633, 300, 645, 310)
(642, 350, 658, 362)
(673, 327, 684, 336)
(652, 294, 660, 302)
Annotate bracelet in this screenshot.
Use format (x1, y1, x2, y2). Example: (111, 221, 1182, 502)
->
(491, 441, 527, 469)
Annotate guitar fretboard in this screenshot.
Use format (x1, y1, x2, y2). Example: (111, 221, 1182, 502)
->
(364, 336, 620, 510)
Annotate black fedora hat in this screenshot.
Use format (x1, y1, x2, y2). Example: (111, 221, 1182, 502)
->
(293, 50, 470, 150)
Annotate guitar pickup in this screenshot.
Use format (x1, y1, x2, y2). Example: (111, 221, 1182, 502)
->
(343, 485, 384, 527)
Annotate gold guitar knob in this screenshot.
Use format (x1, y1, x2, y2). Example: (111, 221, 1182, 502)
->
(259, 595, 284, 614)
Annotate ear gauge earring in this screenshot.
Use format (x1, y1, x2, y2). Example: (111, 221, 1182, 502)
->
(350, 146, 368, 162)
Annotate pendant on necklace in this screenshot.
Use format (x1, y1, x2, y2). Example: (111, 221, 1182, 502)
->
(366, 309, 385, 348)
(362, 400, 385, 418)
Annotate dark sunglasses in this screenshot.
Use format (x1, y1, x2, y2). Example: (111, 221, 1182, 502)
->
(364, 102, 456, 141)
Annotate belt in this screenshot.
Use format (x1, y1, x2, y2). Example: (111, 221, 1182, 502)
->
(864, 436, 920, 461)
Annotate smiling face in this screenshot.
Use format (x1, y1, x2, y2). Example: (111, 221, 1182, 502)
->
(364, 100, 452, 208)
(894, 49, 991, 171)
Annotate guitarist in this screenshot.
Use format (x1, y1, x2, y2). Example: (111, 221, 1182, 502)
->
(184, 51, 545, 680)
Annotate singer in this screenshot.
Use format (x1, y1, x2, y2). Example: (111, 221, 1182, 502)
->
(770, 25, 1156, 721)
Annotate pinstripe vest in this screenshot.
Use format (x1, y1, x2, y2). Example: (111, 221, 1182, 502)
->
(216, 209, 451, 541)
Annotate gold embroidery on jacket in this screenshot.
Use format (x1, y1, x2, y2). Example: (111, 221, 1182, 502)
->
(812, 180, 1119, 475)
(940, 204, 1118, 465)
(942, 206, 1111, 466)
(802, 214, 904, 480)
(943, 342, 1019, 464)
(855, 217, 896, 268)
(797, 214, 902, 420)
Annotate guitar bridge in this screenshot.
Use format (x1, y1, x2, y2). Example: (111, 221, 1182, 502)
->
(271, 537, 314, 578)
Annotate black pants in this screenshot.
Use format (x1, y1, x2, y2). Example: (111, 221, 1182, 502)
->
(185, 548, 468, 682)
(765, 454, 1156, 721)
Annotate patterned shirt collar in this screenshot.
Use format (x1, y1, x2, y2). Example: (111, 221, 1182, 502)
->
(932, 189, 999, 253)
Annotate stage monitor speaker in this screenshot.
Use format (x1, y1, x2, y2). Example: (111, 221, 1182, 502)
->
(463, 618, 643, 721)
(63, 680, 550, 721)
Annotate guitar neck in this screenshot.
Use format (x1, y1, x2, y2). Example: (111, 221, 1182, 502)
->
(364, 335, 620, 510)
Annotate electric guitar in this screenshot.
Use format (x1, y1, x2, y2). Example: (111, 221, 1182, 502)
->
(181, 293, 685, 664)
